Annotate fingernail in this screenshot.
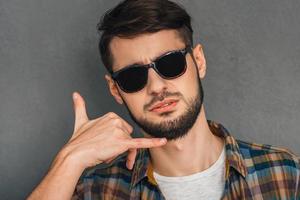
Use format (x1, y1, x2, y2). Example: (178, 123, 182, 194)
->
(127, 163, 133, 170)
(73, 92, 78, 100)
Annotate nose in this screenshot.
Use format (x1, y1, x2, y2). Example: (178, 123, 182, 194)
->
(146, 67, 167, 95)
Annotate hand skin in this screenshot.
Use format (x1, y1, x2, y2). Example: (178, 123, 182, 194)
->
(27, 92, 167, 200)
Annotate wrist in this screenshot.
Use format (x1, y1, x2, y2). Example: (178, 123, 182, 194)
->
(27, 148, 85, 200)
(56, 146, 86, 173)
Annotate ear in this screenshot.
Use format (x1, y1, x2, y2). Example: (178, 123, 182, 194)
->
(105, 74, 124, 105)
(192, 44, 207, 79)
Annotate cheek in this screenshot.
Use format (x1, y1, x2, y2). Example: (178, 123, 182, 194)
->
(123, 94, 147, 116)
(171, 61, 199, 95)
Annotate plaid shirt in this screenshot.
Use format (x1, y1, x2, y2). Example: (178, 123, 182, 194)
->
(72, 120, 300, 199)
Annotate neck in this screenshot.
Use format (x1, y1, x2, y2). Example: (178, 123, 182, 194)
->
(148, 105, 224, 177)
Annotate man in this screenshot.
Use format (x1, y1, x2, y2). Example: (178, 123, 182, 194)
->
(28, 0, 300, 199)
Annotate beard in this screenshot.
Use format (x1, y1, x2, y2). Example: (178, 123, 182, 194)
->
(123, 76, 204, 141)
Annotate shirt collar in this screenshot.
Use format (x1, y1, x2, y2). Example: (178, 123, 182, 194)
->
(130, 119, 248, 189)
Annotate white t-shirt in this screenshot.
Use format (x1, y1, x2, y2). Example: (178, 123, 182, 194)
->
(153, 144, 226, 200)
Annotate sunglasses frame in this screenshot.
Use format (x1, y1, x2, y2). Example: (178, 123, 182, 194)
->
(110, 45, 193, 93)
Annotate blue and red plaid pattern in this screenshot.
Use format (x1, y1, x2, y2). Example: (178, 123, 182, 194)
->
(72, 120, 300, 200)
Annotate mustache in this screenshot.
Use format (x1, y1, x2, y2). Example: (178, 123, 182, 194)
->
(144, 91, 182, 111)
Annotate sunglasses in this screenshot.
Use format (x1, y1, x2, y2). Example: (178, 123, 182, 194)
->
(110, 46, 192, 93)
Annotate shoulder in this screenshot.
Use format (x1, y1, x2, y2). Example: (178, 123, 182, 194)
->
(234, 139, 300, 198)
(236, 139, 300, 177)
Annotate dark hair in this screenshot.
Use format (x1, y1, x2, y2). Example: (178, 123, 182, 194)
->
(97, 0, 193, 73)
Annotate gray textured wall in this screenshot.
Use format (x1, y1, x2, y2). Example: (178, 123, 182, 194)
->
(0, 0, 299, 199)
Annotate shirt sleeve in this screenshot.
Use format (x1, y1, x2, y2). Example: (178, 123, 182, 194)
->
(295, 157, 300, 199)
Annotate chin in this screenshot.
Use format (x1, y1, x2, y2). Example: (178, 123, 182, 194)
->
(149, 108, 185, 122)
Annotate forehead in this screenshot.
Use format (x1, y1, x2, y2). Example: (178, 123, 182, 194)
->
(109, 29, 185, 72)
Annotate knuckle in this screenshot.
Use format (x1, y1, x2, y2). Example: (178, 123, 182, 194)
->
(111, 121, 128, 134)
(123, 133, 132, 140)
(112, 127, 125, 137)
(123, 134, 131, 140)
(107, 112, 117, 118)
(128, 125, 133, 133)
(125, 140, 133, 149)
(133, 139, 143, 147)
(136, 141, 142, 147)
(112, 118, 122, 126)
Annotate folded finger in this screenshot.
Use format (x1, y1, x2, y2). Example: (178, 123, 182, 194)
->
(126, 148, 137, 170)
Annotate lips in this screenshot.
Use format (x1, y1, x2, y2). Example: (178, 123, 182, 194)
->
(149, 99, 179, 111)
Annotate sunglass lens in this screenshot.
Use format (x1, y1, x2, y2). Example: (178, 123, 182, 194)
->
(156, 52, 186, 78)
(116, 66, 148, 92)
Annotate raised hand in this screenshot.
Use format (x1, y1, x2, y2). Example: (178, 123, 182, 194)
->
(61, 92, 167, 170)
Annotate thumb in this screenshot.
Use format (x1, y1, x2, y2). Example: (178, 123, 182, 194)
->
(71, 92, 89, 139)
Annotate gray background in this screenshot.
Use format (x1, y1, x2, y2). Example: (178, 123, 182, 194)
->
(0, 0, 299, 199)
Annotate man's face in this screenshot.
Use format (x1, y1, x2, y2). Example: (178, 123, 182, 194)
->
(106, 29, 206, 140)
